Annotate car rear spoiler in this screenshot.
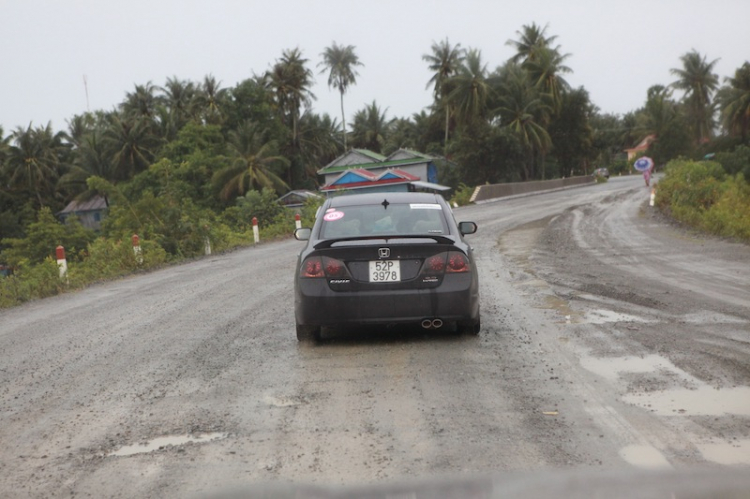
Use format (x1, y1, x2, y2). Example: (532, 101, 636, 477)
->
(313, 235, 456, 250)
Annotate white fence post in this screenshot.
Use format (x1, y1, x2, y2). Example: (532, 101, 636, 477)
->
(295, 213, 302, 230)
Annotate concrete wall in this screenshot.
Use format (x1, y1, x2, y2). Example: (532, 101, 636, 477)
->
(470, 176, 594, 203)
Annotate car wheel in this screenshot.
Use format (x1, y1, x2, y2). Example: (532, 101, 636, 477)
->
(457, 315, 481, 335)
(296, 323, 321, 342)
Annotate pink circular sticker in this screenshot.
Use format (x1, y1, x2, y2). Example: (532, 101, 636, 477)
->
(324, 211, 344, 221)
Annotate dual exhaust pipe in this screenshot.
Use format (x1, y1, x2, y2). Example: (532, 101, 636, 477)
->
(421, 318, 444, 329)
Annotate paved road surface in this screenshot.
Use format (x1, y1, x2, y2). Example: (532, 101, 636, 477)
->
(1, 175, 748, 497)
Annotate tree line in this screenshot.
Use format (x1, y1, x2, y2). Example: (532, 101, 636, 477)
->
(1, 22, 749, 255)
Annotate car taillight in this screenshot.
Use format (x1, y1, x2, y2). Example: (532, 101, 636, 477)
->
(300, 256, 348, 278)
(422, 251, 470, 276)
(425, 254, 446, 272)
(322, 256, 346, 277)
(300, 257, 325, 278)
(446, 252, 470, 273)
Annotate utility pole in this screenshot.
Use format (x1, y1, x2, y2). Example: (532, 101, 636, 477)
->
(83, 75, 90, 112)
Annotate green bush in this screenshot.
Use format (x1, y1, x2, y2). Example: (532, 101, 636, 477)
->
(715, 145, 750, 181)
(67, 236, 169, 286)
(450, 183, 475, 207)
(0, 258, 63, 308)
(0, 207, 95, 267)
(655, 159, 750, 241)
(701, 175, 750, 240)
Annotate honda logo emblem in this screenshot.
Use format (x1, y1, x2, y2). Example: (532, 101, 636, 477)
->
(378, 248, 390, 259)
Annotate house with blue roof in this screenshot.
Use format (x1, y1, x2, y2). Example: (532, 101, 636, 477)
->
(317, 148, 449, 196)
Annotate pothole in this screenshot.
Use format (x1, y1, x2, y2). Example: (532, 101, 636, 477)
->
(697, 439, 750, 465)
(108, 432, 228, 457)
(623, 386, 750, 417)
(583, 309, 652, 325)
(619, 444, 672, 470)
(579, 354, 687, 383)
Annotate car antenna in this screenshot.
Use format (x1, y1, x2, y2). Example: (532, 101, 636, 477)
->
(381, 199, 390, 209)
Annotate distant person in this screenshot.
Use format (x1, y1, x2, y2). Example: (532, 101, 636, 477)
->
(644, 164, 654, 187)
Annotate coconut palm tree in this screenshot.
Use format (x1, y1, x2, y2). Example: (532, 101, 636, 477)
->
(5, 123, 66, 207)
(213, 121, 289, 201)
(103, 114, 159, 181)
(636, 85, 691, 164)
(58, 129, 117, 205)
(297, 112, 341, 180)
(318, 42, 363, 150)
(266, 48, 316, 149)
(506, 22, 559, 64)
(670, 50, 720, 144)
(445, 49, 496, 129)
(350, 101, 392, 153)
(523, 45, 572, 115)
(495, 64, 552, 180)
(717, 62, 750, 141)
(121, 82, 161, 121)
(159, 76, 197, 128)
(194, 75, 227, 125)
(423, 39, 465, 150)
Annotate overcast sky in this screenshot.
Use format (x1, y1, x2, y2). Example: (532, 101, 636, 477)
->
(2, 0, 749, 134)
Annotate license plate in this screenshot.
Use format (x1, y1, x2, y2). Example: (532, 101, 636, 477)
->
(369, 260, 400, 282)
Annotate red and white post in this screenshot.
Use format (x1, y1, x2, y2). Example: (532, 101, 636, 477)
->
(295, 213, 302, 230)
(132, 234, 143, 265)
(252, 217, 260, 244)
(650, 188, 656, 207)
(56, 245, 67, 278)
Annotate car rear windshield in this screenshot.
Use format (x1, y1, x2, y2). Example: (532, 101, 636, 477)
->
(320, 202, 448, 239)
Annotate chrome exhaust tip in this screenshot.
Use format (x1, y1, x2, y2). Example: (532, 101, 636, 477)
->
(432, 318, 443, 329)
(421, 319, 433, 329)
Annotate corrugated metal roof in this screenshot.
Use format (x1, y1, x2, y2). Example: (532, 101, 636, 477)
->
(321, 168, 420, 191)
(59, 195, 108, 214)
(318, 157, 431, 175)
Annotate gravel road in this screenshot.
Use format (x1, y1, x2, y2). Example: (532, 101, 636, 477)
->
(1, 175, 748, 497)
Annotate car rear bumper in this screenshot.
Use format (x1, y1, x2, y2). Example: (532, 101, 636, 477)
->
(295, 274, 479, 327)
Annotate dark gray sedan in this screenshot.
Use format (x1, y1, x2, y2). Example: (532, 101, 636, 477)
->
(293, 192, 480, 341)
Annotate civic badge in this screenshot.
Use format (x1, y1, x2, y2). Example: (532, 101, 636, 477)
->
(378, 248, 390, 259)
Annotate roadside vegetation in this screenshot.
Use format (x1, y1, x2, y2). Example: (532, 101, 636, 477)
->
(655, 149, 750, 242)
(1, 26, 749, 307)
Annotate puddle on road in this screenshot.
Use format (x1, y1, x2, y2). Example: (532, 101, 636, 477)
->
(619, 444, 672, 470)
(697, 440, 750, 465)
(580, 351, 750, 417)
(584, 309, 652, 325)
(265, 395, 300, 407)
(580, 354, 687, 383)
(109, 432, 227, 457)
(534, 295, 653, 325)
(623, 386, 750, 417)
(681, 311, 749, 325)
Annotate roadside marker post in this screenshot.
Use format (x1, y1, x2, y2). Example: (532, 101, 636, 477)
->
(132, 234, 143, 265)
(56, 245, 67, 278)
(650, 188, 656, 207)
(252, 217, 260, 244)
(295, 213, 302, 230)
(203, 225, 211, 256)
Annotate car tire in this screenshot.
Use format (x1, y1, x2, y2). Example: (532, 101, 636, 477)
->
(296, 323, 321, 342)
(457, 315, 481, 335)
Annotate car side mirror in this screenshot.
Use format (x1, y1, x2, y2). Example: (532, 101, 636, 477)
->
(458, 221, 477, 235)
(294, 228, 312, 241)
